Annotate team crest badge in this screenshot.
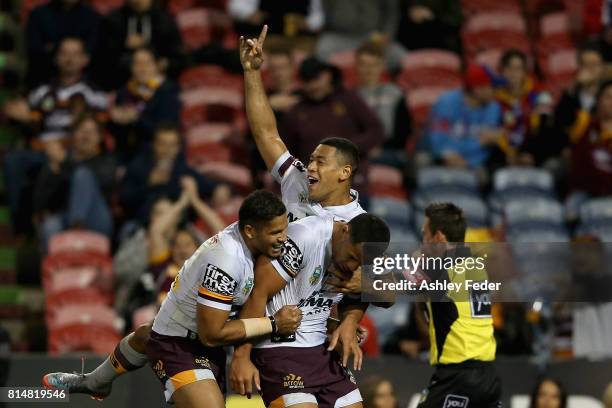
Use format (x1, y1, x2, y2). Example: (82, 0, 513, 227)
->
(243, 277, 254, 295)
(309, 266, 322, 285)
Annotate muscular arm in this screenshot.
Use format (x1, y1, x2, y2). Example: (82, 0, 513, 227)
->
(234, 255, 289, 358)
(197, 305, 247, 347)
(241, 26, 289, 170)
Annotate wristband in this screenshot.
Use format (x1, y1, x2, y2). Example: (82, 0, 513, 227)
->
(269, 316, 277, 334)
(242, 317, 273, 338)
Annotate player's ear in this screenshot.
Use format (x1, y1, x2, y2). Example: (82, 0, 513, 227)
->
(244, 224, 256, 240)
(339, 164, 352, 182)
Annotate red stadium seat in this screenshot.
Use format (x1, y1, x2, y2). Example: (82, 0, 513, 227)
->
(48, 323, 121, 355)
(167, 0, 227, 14)
(199, 162, 253, 189)
(20, 0, 48, 23)
(43, 265, 106, 295)
(329, 50, 358, 88)
(544, 48, 577, 78)
(90, 0, 124, 15)
(475, 49, 504, 71)
(397, 49, 462, 90)
(462, 30, 531, 58)
(186, 123, 235, 145)
(179, 65, 242, 91)
(47, 304, 118, 331)
(536, 33, 575, 70)
(46, 287, 113, 311)
(42, 252, 113, 287)
(461, 0, 521, 15)
(48, 230, 110, 257)
(186, 142, 232, 166)
(540, 12, 570, 37)
(464, 11, 527, 34)
(369, 165, 407, 199)
(176, 8, 233, 50)
(180, 86, 243, 128)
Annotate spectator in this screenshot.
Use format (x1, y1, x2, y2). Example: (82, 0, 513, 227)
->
(355, 41, 411, 170)
(567, 79, 612, 214)
(5, 37, 108, 145)
(26, 0, 100, 88)
(249, 46, 300, 187)
(33, 114, 117, 249)
(360, 376, 400, 408)
(316, 0, 406, 72)
(109, 47, 181, 161)
(555, 44, 605, 153)
(425, 64, 502, 170)
(396, 0, 462, 53)
(94, 0, 182, 90)
(120, 123, 217, 223)
(280, 57, 385, 196)
(492, 49, 555, 167)
(229, 0, 323, 42)
(529, 378, 567, 408)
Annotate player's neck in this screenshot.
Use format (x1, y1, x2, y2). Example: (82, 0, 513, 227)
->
(319, 188, 353, 208)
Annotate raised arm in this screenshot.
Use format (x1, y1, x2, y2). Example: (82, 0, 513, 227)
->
(240, 25, 289, 170)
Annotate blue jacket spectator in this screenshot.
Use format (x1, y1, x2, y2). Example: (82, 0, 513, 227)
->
(26, 0, 100, 88)
(120, 124, 217, 223)
(426, 64, 502, 169)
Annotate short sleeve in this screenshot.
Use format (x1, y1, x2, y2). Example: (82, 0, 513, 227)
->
(270, 221, 310, 282)
(270, 150, 309, 206)
(197, 251, 241, 311)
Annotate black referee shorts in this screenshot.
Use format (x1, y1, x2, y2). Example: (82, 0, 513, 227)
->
(417, 361, 501, 408)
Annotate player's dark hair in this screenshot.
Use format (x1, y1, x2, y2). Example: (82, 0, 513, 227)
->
(348, 214, 390, 263)
(319, 137, 360, 177)
(529, 377, 567, 408)
(500, 49, 528, 70)
(424, 203, 467, 242)
(239, 190, 286, 230)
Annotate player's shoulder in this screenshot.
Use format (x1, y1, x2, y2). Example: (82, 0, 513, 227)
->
(272, 150, 306, 181)
(288, 214, 334, 239)
(202, 223, 249, 269)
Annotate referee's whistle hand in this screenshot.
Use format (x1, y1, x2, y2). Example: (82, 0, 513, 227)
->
(274, 305, 302, 335)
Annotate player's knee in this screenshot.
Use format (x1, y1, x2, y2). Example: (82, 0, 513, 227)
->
(130, 323, 152, 352)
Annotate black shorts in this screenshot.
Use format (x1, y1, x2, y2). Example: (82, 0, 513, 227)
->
(147, 330, 226, 402)
(417, 361, 502, 408)
(252, 344, 361, 408)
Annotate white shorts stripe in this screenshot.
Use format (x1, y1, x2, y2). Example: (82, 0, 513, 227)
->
(163, 368, 216, 402)
(335, 388, 363, 407)
(282, 392, 318, 407)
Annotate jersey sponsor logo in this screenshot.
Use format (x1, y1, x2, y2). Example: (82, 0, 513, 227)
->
(278, 237, 303, 277)
(283, 374, 304, 389)
(469, 288, 492, 318)
(199, 264, 237, 304)
(309, 266, 322, 285)
(443, 394, 469, 408)
(194, 357, 211, 369)
(298, 290, 334, 315)
(298, 191, 308, 203)
(292, 158, 306, 173)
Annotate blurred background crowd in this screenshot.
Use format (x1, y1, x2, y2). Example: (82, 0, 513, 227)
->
(0, 0, 611, 372)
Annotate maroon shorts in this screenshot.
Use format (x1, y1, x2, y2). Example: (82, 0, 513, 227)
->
(147, 330, 226, 402)
(252, 344, 361, 408)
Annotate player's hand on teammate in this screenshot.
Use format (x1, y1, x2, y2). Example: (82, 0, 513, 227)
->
(229, 355, 260, 398)
(326, 266, 362, 294)
(273, 305, 302, 335)
(240, 25, 267, 71)
(328, 320, 363, 371)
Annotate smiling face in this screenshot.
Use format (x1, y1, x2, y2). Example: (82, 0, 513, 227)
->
(535, 380, 563, 408)
(307, 144, 352, 203)
(172, 230, 198, 265)
(248, 214, 289, 258)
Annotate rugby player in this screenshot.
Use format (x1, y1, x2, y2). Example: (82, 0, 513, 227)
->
(44, 191, 303, 407)
(42, 24, 371, 399)
(231, 213, 391, 408)
(416, 203, 501, 408)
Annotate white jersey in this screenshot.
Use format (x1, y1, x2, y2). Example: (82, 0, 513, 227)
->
(255, 215, 343, 349)
(152, 222, 255, 337)
(272, 151, 365, 223)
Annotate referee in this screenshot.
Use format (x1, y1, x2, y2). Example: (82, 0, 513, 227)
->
(416, 203, 501, 408)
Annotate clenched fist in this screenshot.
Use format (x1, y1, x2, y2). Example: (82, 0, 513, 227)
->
(273, 305, 302, 335)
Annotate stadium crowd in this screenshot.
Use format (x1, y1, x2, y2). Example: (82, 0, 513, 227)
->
(0, 0, 611, 368)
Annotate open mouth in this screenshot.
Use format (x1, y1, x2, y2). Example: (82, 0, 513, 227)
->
(307, 176, 319, 186)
